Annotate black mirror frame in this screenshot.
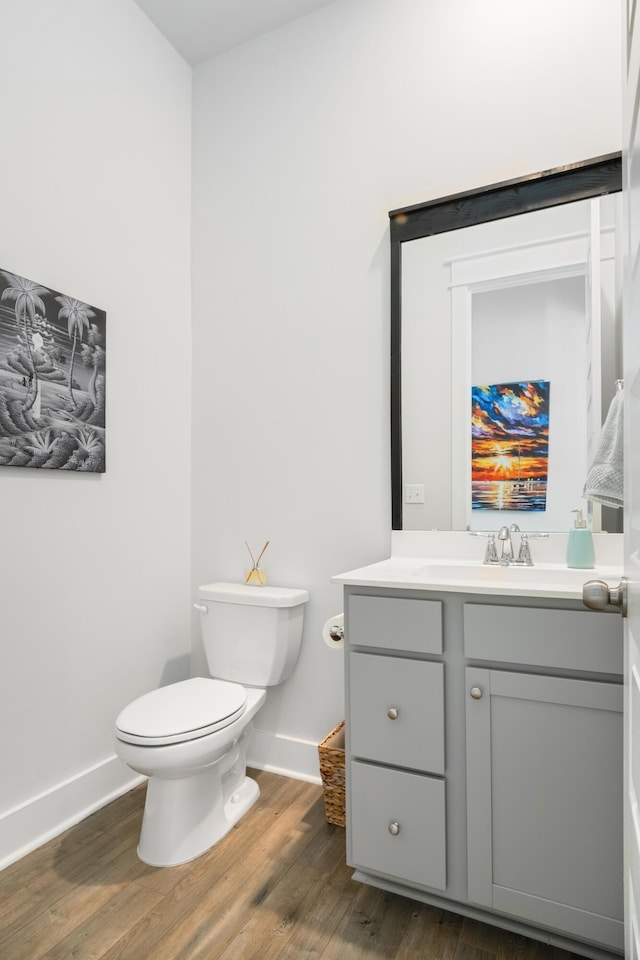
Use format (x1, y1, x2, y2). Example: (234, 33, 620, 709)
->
(389, 151, 622, 530)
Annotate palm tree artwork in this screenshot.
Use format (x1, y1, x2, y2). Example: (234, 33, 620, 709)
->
(0, 267, 106, 472)
(55, 295, 95, 408)
(1, 271, 47, 411)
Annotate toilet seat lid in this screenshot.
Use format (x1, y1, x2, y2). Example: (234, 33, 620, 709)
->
(115, 677, 247, 746)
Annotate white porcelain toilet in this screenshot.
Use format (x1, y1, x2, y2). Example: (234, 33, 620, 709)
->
(114, 582, 308, 867)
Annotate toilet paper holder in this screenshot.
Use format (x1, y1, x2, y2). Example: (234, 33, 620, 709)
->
(322, 612, 345, 649)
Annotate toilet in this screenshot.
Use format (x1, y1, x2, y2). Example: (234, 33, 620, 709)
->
(114, 581, 308, 867)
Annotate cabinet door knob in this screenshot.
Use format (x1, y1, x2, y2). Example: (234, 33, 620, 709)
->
(388, 821, 400, 836)
(387, 707, 399, 719)
(470, 686, 483, 700)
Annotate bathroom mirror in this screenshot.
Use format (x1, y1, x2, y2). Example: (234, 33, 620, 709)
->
(390, 153, 622, 533)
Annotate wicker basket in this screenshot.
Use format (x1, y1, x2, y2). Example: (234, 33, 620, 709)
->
(318, 720, 346, 827)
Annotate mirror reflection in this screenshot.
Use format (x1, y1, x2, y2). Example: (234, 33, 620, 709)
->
(391, 155, 622, 533)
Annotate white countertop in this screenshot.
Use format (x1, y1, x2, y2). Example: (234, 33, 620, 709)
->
(332, 531, 624, 600)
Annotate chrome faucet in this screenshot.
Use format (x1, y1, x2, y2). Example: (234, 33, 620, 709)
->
(474, 524, 547, 566)
(497, 524, 518, 564)
(471, 526, 547, 565)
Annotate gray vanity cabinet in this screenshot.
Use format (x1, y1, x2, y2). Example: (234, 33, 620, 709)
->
(343, 587, 624, 958)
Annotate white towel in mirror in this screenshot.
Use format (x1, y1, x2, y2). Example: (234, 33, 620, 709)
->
(583, 389, 624, 508)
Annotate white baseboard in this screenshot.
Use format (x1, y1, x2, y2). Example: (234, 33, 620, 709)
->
(248, 728, 322, 785)
(0, 756, 144, 871)
(0, 733, 321, 871)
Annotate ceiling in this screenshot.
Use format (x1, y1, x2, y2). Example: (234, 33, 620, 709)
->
(133, 0, 337, 66)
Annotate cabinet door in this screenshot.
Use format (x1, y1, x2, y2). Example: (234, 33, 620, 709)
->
(350, 760, 446, 890)
(466, 667, 623, 952)
(349, 652, 444, 774)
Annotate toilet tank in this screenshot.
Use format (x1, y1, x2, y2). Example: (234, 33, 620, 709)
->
(196, 582, 309, 687)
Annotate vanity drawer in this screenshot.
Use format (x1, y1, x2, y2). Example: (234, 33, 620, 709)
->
(464, 604, 623, 675)
(348, 594, 442, 654)
(349, 652, 444, 774)
(350, 760, 446, 891)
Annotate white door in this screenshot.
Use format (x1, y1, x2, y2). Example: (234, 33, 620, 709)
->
(624, 3, 640, 956)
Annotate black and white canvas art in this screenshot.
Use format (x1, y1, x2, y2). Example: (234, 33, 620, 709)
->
(0, 268, 105, 472)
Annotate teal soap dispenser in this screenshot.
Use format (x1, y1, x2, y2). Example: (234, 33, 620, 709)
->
(566, 508, 595, 569)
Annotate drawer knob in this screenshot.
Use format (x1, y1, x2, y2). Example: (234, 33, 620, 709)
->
(387, 707, 399, 720)
(470, 686, 483, 700)
(388, 821, 400, 836)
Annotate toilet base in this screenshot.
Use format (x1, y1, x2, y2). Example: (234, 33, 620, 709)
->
(117, 690, 267, 868)
(138, 771, 260, 867)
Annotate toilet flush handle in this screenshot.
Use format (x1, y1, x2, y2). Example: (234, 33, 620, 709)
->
(193, 603, 208, 614)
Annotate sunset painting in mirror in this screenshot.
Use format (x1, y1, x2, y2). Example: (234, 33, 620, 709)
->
(471, 380, 550, 512)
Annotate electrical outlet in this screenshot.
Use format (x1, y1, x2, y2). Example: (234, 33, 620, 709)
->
(405, 484, 425, 504)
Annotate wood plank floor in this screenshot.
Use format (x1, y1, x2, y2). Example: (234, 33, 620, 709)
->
(0, 769, 581, 960)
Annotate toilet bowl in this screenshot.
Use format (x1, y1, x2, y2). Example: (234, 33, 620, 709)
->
(116, 678, 266, 866)
(115, 583, 308, 866)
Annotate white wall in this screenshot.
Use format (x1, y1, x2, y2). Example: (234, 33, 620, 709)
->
(0, 0, 192, 866)
(191, 0, 622, 778)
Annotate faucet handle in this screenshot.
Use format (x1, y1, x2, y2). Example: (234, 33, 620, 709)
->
(482, 533, 498, 563)
(517, 534, 533, 565)
(485, 534, 499, 563)
(469, 530, 500, 563)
